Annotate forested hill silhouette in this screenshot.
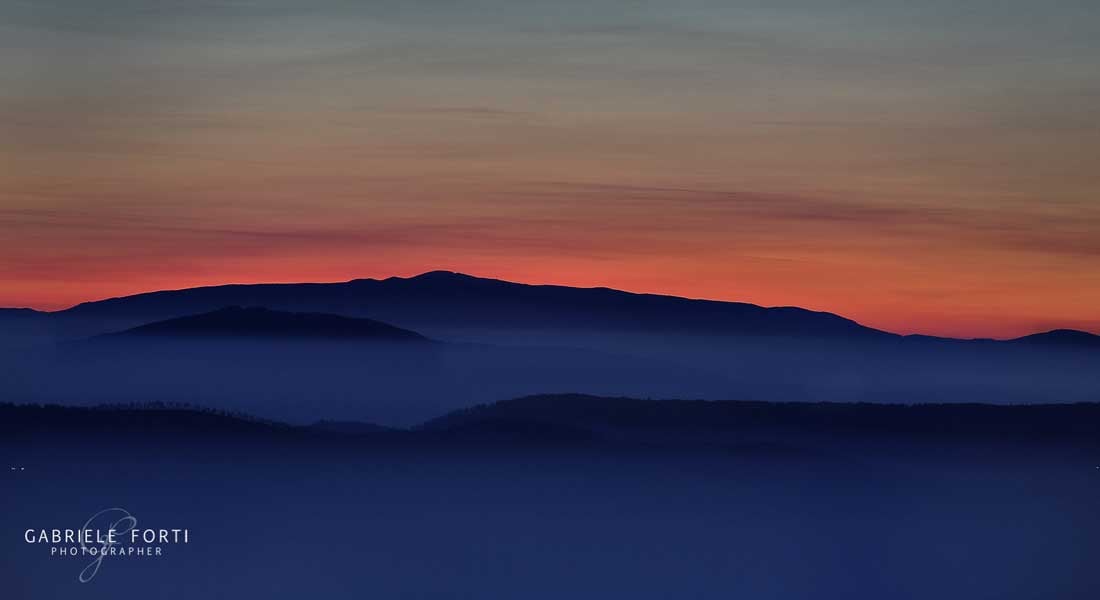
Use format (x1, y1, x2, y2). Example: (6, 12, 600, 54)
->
(96, 306, 429, 342)
(51, 271, 892, 340)
(4, 396, 1099, 450)
(424, 394, 1100, 445)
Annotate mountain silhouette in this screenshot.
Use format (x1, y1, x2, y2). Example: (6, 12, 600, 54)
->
(1010, 328, 1100, 348)
(5, 272, 1096, 343)
(47, 271, 890, 340)
(0, 307, 43, 319)
(96, 306, 429, 342)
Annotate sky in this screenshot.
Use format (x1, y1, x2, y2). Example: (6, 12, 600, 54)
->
(1, 0, 1098, 338)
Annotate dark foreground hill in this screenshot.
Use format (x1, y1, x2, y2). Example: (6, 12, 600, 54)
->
(423, 394, 1100, 447)
(5, 397, 1098, 600)
(5, 395, 1099, 452)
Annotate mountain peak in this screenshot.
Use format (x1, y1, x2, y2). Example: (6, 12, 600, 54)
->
(408, 270, 482, 282)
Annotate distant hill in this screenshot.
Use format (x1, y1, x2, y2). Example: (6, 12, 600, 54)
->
(1010, 329, 1100, 348)
(96, 306, 430, 342)
(52, 271, 890, 340)
(0, 307, 43, 319)
(0, 308, 51, 342)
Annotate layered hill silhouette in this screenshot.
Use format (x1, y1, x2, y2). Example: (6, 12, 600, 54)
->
(96, 306, 429, 342)
(6, 270, 1094, 344)
(3, 272, 1098, 425)
(48, 271, 891, 340)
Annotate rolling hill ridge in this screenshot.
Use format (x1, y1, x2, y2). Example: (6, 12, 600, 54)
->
(96, 306, 429, 342)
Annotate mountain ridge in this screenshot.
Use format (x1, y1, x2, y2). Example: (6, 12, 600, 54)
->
(2, 271, 1096, 343)
(0, 307, 44, 317)
(16, 271, 896, 341)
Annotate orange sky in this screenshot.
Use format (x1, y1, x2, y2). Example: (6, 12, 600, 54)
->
(2, 1, 1098, 338)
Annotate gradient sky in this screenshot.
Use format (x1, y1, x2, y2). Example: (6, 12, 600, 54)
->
(2, 0, 1098, 337)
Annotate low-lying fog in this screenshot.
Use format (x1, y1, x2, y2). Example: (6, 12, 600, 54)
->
(2, 322, 1097, 426)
